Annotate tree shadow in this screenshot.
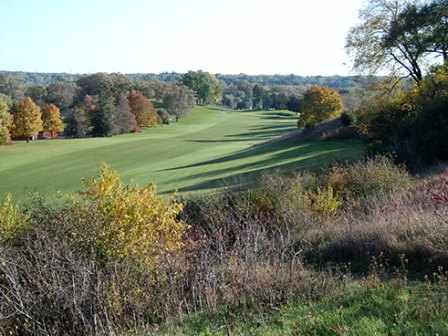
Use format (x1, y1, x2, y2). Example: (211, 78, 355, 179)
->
(225, 125, 297, 140)
(168, 142, 346, 185)
(160, 140, 303, 172)
(162, 144, 359, 195)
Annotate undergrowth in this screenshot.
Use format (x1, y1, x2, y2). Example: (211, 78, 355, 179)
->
(0, 155, 447, 334)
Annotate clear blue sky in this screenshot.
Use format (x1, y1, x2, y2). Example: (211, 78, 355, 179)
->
(0, 0, 362, 75)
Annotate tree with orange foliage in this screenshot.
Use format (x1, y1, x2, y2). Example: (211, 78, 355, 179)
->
(128, 92, 158, 127)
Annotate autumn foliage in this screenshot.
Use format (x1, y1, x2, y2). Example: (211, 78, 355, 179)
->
(10, 97, 43, 142)
(74, 163, 191, 267)
(128, 92, 158, 127)
(41, 103, 64, 137)
(299, 86, 344, 127)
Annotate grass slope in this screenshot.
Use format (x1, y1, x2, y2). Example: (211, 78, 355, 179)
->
(0, 107, 363, 201)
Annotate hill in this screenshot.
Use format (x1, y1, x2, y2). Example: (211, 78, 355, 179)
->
(0, 107, 363, 201)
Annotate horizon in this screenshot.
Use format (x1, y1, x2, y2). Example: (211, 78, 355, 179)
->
(0, 69, 362, 77)
(0, 0, 362, 76)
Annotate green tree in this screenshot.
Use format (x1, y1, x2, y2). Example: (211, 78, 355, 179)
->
(74, 73, 113, 104)
(287, 95, 301, 113)
(253, 85, 267, 110)
(91, 96, 114, 137)
(65, 106, 89, 138)
(346, 0, 447, 83)
(10, 97, 42, 143)
(180, 70, 222, 105)
(25, 86, 47, 107)
(418, 0, 448, 64)
(0, 74, 24, 100)
(45, 81, 76, 111)
(299, 86, 344, 126)
(0, 98, 12, 145)
(163, 83, 196, 122)
(41, 103, 64, 138)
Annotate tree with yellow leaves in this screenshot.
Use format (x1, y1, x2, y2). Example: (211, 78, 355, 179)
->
(41, 103, 64, 138)
(10, 97, 42, 143)
(299, 86, 344, 127)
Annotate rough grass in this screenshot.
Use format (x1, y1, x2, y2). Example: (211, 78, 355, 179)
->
(0, 107, 363, 201)
(153, 280, 448, 335)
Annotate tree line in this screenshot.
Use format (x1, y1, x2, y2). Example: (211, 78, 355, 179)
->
(0, 73, 199, 143)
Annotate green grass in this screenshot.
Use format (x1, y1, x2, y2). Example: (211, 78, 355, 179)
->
(0, 107, 363, 201)
(153, 281, 448, 335)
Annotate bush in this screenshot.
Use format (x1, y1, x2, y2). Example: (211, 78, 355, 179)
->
(73, 163, 192, 267)
(157, 108, 170, 125)
(0, 193, 31, 245)
(325, 155, 411, 202)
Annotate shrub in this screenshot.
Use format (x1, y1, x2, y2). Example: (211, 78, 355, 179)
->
(156, 108, 170, 125)
(307, 186, 340, 222)
(0, 193, 31, 245)
(326, 155, 411, 202)
(73, 163, 192, 267)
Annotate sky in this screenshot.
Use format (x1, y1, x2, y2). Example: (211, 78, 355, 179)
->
(0, 0, 363, 76)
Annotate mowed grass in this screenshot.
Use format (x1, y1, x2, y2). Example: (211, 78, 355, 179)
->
(0, 107, 364, 201)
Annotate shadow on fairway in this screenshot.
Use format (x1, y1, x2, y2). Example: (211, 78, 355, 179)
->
(160, 140, 303, 172)
(161, 140, 362, 195)
(163, 146, 353, 195)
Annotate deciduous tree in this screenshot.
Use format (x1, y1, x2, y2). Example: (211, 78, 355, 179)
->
(163, 83, 196, 122)
(156, 108, 170, 125)
(346, 0, 448, 83)
(10, 97, 42, 143)
(128, 92, 158, 127)
(299, 86, 344, 126)
(74, 73, 113, 105)
(65, 107, 89, 138)
(180, 70, 222, 105)
(0, 98, 12, 145)
(112, 94, 136, 134)
(41, 103, 64, 138)
(45, 81, 76, 111)
(25, 86, 47, 107)
(0, 74, 24, 100)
